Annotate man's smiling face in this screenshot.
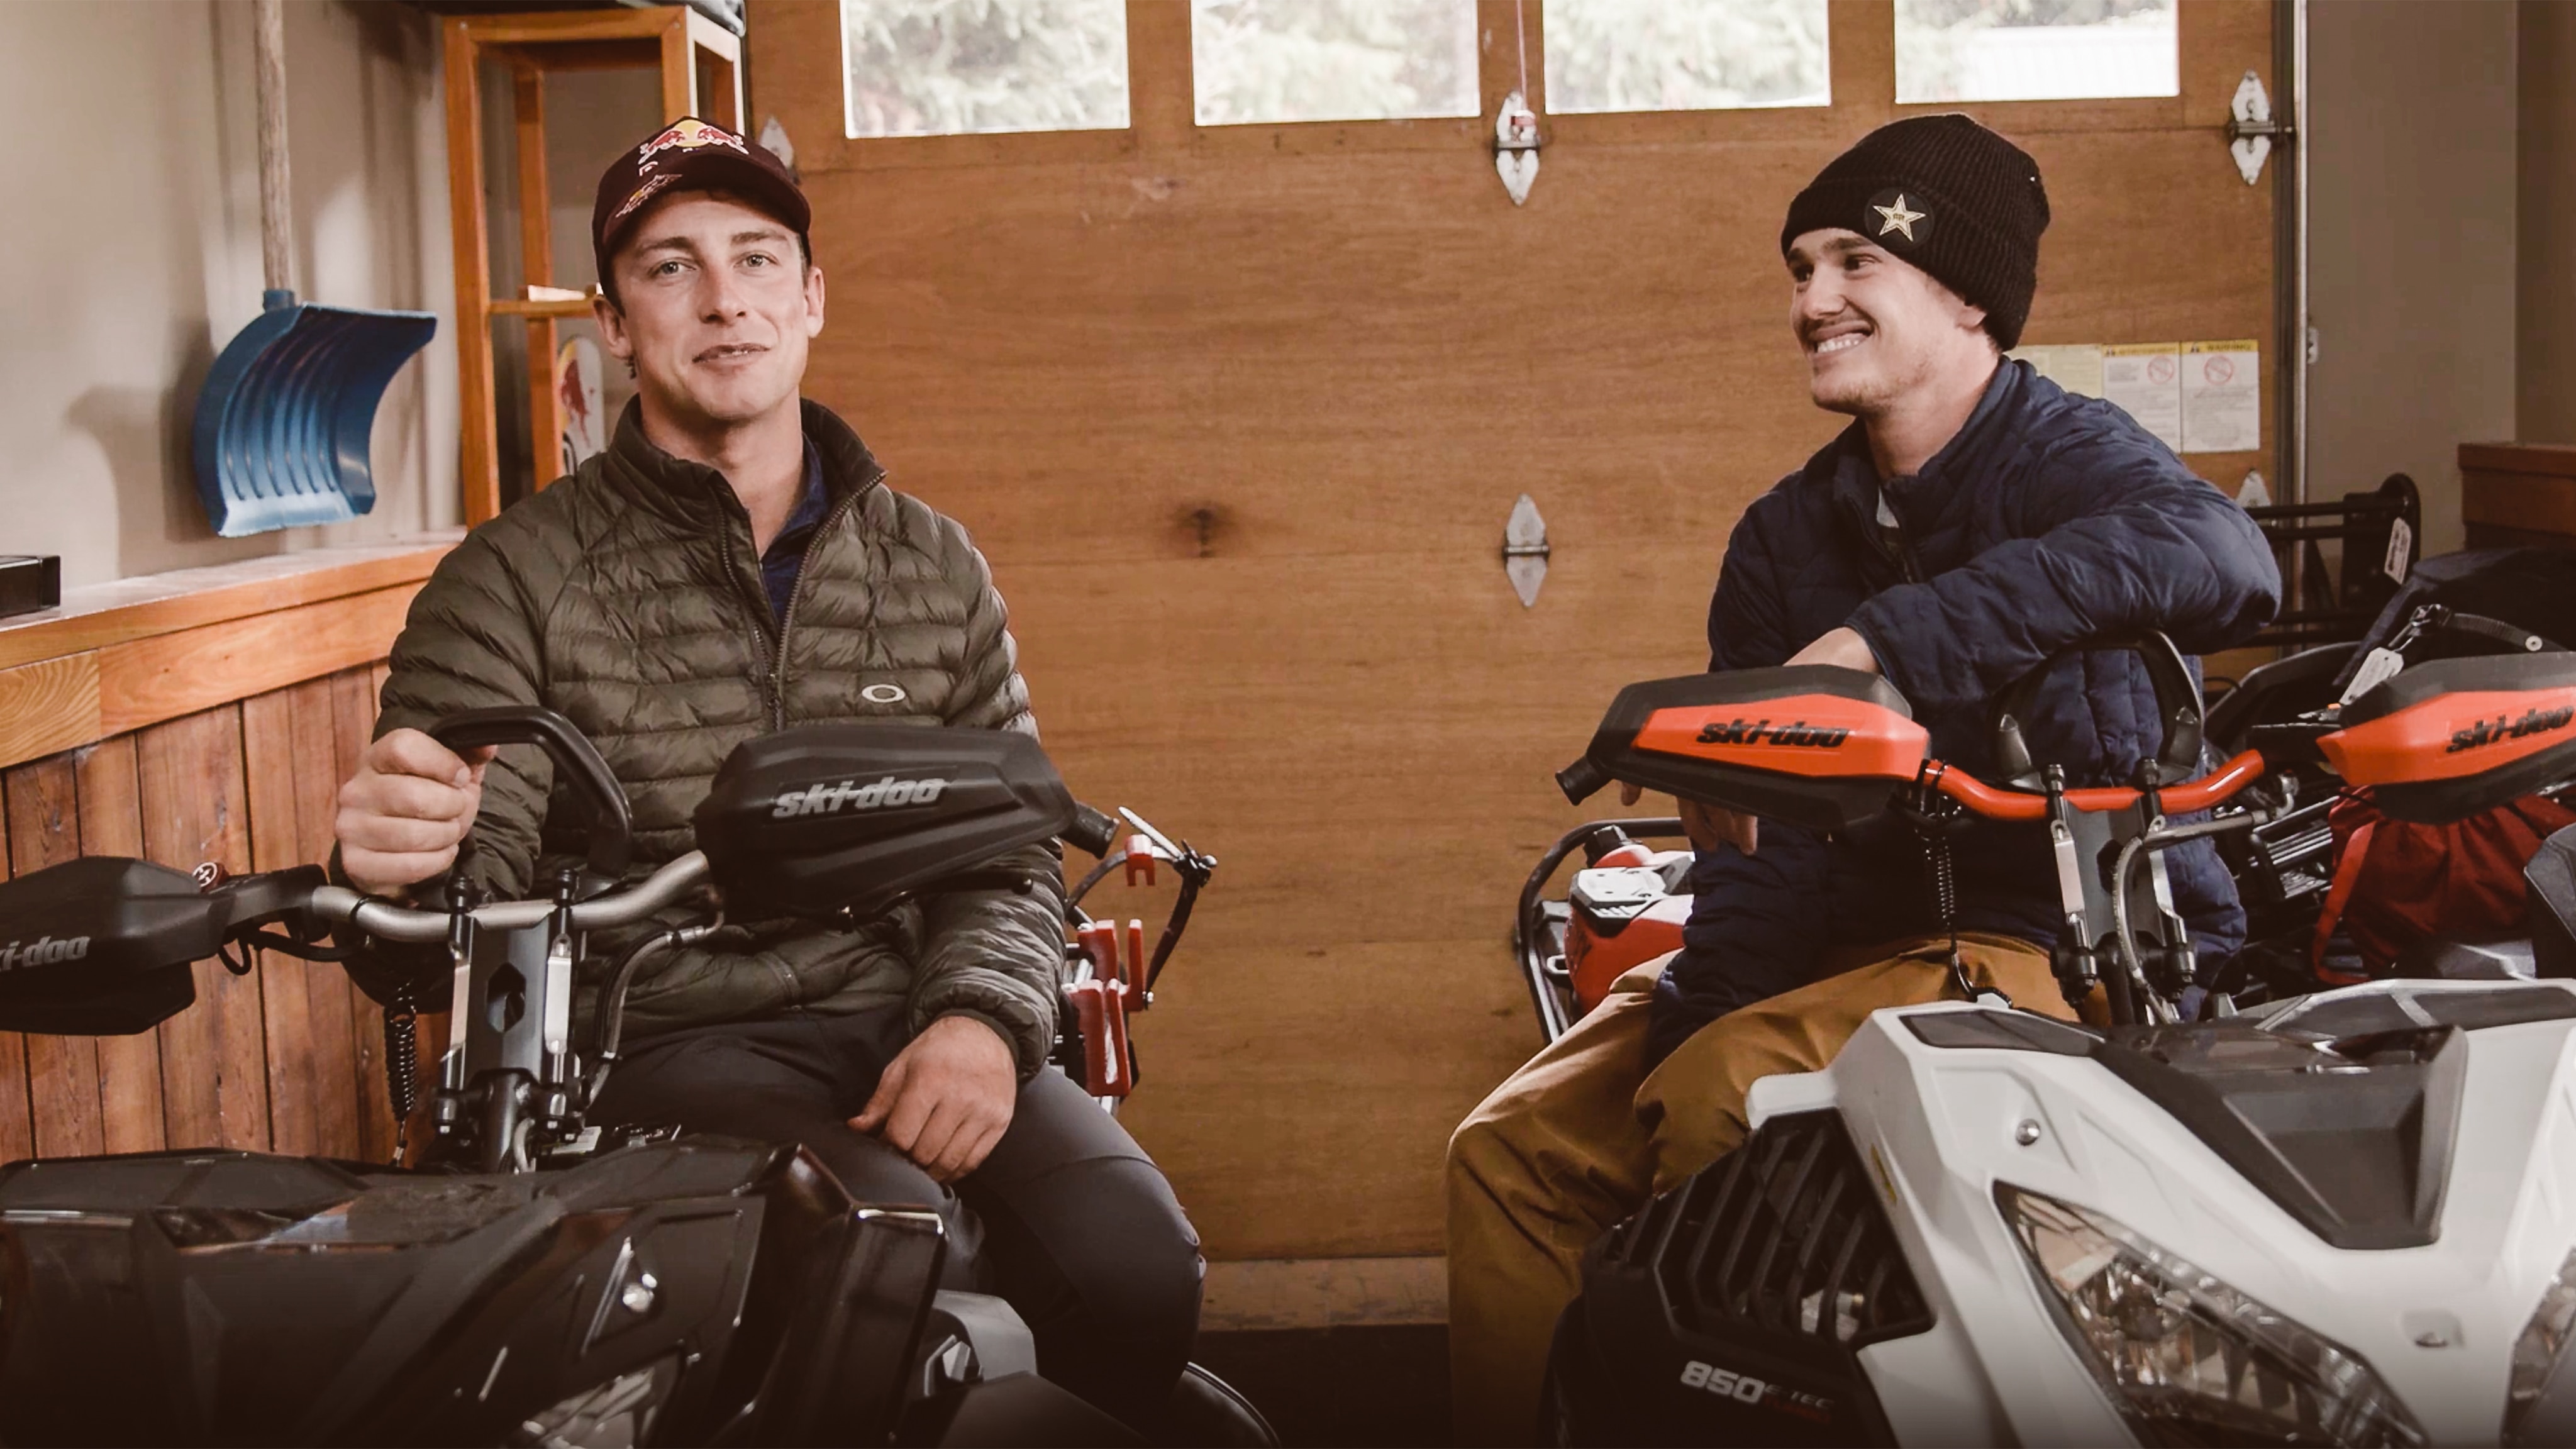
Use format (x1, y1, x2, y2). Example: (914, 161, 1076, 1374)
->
(598, 191, 823, 431)
(1786, 227, 1989, 418)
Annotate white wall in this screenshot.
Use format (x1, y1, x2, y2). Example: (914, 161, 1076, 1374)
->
(0, 0, 456, 591)
(2305, 0, 2520, 556)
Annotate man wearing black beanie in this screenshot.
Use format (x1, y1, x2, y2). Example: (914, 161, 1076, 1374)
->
(1445, 114, 2280, 1443)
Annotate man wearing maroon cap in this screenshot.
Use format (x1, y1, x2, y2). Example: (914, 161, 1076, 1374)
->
(331, 118, 1202, 1432)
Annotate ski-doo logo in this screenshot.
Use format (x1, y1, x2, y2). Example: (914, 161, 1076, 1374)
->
(770, 776, 948, 819)
(1679, 1361, 1835, 1422)
(1696, 718, 1853, 750)
(0, 935, 89, 974)
(2446, 704, 2575, 755)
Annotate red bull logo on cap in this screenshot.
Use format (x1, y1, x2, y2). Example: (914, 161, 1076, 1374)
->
(638, 117, 748, 170)
(613, 172, 679, 222)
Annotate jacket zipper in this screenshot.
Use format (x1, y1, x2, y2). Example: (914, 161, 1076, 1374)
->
(765, 490, 867, 729)
(714, 523, 777, 696)
(1850, 487, 1923, 587)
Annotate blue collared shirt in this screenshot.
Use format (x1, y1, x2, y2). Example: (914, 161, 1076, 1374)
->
(759, 439, 830, 624)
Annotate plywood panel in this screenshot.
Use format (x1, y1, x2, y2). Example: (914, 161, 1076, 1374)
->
(0, 769, 33, 1162)
(335, 666, 404, 1163)
(242, 680, 365, 1159)
(295, 679, 366, 1160)
(136, 708, 269, 1151)
(74, 738, 165, 1154)
(753, 0, 2274, 1259)
(5, 756, 101, 1158)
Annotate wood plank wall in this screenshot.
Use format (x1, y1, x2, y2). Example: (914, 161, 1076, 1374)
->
(0, 667, 397, 1165)
(753, 0, 2277, 1260)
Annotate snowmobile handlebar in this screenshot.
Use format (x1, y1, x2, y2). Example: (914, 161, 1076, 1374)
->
(1919, 748, 2271, 823)
(1564, 746, 2272, 826)
(308, 850, 716, 943)
(429, 706, 633, 881)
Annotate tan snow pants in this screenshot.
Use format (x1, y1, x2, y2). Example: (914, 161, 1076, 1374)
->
(1444, 933, 2072, 1446)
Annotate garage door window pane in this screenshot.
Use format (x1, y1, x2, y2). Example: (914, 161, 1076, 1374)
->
(1191, 0, 1480, 127)
(1895, 0, 2178, 104)
(841, 0, 1130, 138)
(1545, 0, 1831, 114)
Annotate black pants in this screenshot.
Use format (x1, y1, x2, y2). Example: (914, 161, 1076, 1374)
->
(587, 1007, 1203, 1431)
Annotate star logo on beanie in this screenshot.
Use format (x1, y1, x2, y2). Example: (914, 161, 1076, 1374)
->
(1870, 191, 1928, 244)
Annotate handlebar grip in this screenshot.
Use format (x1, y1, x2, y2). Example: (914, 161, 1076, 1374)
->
(1066, 804, 1119, 858)
(430, 706, 633, 879)
(1556, 757, 1612, 805)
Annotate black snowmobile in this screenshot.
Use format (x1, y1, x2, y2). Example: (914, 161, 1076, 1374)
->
(0, 707, 1270, 1448)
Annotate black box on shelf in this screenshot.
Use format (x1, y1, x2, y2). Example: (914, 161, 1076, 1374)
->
(0, 557, 61, 621)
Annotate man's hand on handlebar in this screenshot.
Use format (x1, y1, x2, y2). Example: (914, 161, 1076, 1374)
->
(1786, 625, 1880, 675)
(336, 729, 499, 896)
(1620, 782, 1760, 856)
(850, 1014, 1018, 1184)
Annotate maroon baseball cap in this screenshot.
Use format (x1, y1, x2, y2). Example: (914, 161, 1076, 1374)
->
(592, 116, 811, 292)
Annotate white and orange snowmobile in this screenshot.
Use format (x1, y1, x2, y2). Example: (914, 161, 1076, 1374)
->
(1533, 637, 2576, 1446)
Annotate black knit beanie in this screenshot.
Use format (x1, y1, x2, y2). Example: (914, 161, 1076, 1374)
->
(1780, 114, 2050, 350)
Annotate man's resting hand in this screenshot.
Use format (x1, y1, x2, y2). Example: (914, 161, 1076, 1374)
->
(1622, 782, 1759, 857)
(852, 1014, 1018, 1184)
(335, 728, 497, 896)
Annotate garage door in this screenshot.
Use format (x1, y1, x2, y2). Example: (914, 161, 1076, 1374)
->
(751, 0, 2277, 1260)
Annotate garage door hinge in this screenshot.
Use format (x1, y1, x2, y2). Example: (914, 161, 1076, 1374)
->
(2228, 70, 2292, 186)
(1502, 494, 1549, 608)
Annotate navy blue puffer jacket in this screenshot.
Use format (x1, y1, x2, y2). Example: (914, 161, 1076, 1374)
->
(1646, 360, 2282, 1064)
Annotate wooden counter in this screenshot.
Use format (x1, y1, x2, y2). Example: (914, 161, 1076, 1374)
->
(0, 537, 456, 771)
(2462, 442, 2576, 548)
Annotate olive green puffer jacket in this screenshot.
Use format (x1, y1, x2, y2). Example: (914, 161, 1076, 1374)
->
(368, 399, 1064, 1077)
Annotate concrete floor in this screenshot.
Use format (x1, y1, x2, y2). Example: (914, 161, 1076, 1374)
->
(1194, 1325, 1452, 1448)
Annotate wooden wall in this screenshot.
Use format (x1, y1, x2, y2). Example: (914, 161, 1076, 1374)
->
(0, 668, 398, 1164)
(0, 547, 445, 1167)
(758, 0, 2277, 1260)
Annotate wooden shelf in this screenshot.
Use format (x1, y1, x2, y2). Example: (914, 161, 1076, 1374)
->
(489, 297, 597, 319)
(0, 536, 457, 769)
(443, 6, 742, 527)
(2463, 443, 2576, 547)
(2462, 441, 2576, 477)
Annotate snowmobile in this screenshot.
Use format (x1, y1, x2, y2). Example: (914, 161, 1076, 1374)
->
(0, 708, 1271, 1448)
(1536, 638, 2576, 1446)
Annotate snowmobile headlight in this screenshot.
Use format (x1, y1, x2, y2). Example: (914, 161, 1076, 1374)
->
(2505, 1246, 2576, 1445)
(1997, 1185, 2424, 1448)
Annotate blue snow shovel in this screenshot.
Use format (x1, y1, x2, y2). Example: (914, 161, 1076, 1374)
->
(189, 0, 435, 538)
